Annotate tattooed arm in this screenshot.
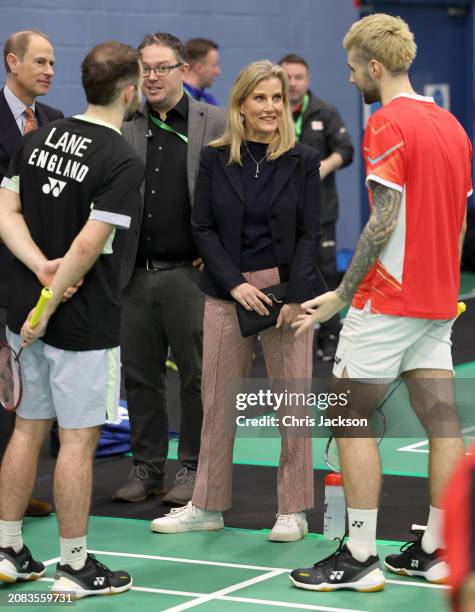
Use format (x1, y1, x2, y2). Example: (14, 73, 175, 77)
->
(292, 183, 402, 336)
(336, 183, 402, 302)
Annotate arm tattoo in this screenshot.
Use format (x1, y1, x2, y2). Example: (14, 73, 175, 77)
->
(336, 183, 402, 303)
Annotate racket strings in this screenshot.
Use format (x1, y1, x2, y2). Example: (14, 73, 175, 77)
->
(325, 438, 341, 472)
(0, 345, 21, 411)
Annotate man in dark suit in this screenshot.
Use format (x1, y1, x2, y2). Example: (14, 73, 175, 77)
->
(113, 33, 225, 505)
(0, 30, 63, 517)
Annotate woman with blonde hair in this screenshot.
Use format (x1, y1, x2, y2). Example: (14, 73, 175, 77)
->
(151, 60, 326, 541)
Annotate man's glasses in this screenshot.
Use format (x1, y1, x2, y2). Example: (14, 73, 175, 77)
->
(142, 63, 183, 77)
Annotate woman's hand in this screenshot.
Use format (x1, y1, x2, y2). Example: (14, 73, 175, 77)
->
(276, 303, 302, 329)
(192, 257, 204, 271)
(230, 283, 273, 316)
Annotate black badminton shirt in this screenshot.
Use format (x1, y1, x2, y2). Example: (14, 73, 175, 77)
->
(3, 115, 144, 351)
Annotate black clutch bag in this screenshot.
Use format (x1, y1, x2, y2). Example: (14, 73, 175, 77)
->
(236, 282, 287, 338)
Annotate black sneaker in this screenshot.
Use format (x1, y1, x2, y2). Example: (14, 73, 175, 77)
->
(384, 529, 448, 584)
(112, 465, 165, 502)
(317, 334, 338, 362)
(0, 545, 45, 582)
(52, 553, 132, 599)
(290, 539, 385, 592)
(162, 467, 196, 506)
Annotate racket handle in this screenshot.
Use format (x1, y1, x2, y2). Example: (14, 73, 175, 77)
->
(457, 301, 467, 317)
(30, 287, 53, 328)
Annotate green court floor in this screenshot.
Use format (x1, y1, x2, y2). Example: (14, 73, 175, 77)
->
(460, 272, 475, 297)
(12, 515, 448, 611)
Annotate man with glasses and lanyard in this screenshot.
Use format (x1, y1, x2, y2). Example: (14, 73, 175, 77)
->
(113, 33, 225, 507)
(279, 54, 354, 363)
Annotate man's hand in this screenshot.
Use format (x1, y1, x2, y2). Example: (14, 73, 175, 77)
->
(230, 283, 273, 315)
(36, 259, 83, 301)
(319, 152, 344, 181)
(276, 303, 301, 329)
(319, 159, 331, 181)
(20, 308, 50, 347)
(292, 291, 346, 337)
(192, 257, 204, 271)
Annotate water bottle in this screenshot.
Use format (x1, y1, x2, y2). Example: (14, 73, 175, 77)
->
(323, 473, 346, 540)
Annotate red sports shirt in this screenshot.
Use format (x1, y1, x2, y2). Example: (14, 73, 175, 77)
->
(352, 94, 472, 319)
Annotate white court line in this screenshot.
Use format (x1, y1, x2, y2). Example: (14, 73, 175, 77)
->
(132, 586, 202, 597)
(397, 439, 428, 453)
(459, 291, 475, 300)
(163, 569, 287, 612)
(220, 595, 369, 612)
(43, 557, 60, 566)
(40, 577, 202, 598)
(398, 426, 475, 454)
(89, 549, 282, 572)
(385, 579, 449, 590)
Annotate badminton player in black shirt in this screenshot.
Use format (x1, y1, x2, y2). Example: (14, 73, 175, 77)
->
(0, 42, 144, 598)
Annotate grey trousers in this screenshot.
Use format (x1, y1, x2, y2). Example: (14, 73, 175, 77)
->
(121, 265, 204, 474)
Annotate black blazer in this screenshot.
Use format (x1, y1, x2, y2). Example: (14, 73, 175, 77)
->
(192, 142, 327, 303)
(0, 88, 63, 183)
(0, 88, 63, 306)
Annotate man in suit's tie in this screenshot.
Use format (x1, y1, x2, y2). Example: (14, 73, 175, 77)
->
(0, 30, 63, 518)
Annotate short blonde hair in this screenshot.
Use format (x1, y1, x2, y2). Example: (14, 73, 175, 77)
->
(343, 13, 417, 73)
(209, 60, 295, 164)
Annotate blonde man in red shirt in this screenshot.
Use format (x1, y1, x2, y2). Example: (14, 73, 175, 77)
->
(291, 13, 471, 593)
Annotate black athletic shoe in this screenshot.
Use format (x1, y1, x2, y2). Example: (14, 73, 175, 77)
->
(290, 538, 385, 592)
(384, 529, 448, 584)
(52, 553, 132, 599)
(0, 545, 45, 582)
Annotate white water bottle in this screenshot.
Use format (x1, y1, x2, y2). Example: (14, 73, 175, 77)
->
(323, 473, 346, 540)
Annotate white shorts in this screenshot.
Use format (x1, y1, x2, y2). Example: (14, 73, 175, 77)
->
(7, 329, 120, 429)
(333, 303, 454, 380)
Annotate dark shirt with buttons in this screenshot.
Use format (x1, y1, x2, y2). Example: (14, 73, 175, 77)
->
(137, 93, 198, 262)
(240, 141, 277, 272)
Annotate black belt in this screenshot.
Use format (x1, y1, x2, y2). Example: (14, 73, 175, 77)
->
(137, 257, 192, 271)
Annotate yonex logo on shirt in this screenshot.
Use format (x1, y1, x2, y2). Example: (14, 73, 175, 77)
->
(42, 177, 66, 197)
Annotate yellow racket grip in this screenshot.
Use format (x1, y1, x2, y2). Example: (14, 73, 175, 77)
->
(30, 287, 53, 328)
(457, 301, 467, 317)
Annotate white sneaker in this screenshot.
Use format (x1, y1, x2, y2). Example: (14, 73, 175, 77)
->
(150, 501, 224, 533)
(269, 512, 308, 542)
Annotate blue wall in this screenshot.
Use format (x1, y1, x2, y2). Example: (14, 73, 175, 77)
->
(0, 0, 363, 250)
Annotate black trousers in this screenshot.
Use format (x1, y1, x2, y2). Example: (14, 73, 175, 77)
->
(318, 222, 341, 339)
(121, 265, 204, 474)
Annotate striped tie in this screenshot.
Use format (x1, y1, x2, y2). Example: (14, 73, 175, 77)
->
(23, 108, 37, 134)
